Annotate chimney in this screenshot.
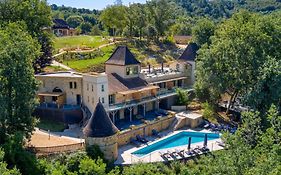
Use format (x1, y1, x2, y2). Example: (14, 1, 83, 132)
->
(161, 62, 164, 72)
(148, 64, 151, 73)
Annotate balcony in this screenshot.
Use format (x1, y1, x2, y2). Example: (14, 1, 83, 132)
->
(108, 86, 193, 111)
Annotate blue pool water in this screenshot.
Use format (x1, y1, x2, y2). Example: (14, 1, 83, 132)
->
(133, 131, 220, 157)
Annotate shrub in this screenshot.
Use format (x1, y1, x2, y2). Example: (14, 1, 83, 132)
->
(202, 102, 215, 120)
(86, 145, 104, 160)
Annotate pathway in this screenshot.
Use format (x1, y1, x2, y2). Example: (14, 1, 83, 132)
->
(51, 41, 122, 70)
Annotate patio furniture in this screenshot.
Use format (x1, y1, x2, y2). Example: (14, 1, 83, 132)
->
(175, 149, 185, 157)
(136, 135, 148, 143)
(152, 129, 161, 138)
(130, 138, 142, 147)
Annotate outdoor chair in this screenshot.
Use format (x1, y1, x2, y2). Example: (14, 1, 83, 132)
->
(130, 138, 142, 147)
(136, 135, 148, 143)
(152, 129, 161, 138)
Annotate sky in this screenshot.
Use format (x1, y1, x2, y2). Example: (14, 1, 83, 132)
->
(47, 0, 147, 10)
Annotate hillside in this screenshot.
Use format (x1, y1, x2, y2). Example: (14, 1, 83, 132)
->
(54, 39, 182, 72)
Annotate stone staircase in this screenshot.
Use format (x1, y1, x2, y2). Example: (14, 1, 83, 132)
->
(169, 115, 186, 131)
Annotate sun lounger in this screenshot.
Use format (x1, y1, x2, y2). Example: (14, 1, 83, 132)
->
(200, 146, 210, 152)
(152, 129, 161, 138)
(175, 149, 185, 157)
(136, 134, 148, 143)
(216, 141, 225, 147)
(130, 138, 142, 147)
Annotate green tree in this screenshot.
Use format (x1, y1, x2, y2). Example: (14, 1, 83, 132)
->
(192, 18, 215, 46)
(0, 23, 39, 143)
(0, 148, 20, 175)
(146, 0, 176, 39)
(0, 0, 52, 73)
(100, 5, 127, 36)
(78, 22, 93, 34)
(195, 10, 281, 113)
(79, 157, 106, 175)
(66, 15, 84, 28)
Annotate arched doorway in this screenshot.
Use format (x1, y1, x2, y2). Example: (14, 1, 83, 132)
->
(52, 87, 63, 102)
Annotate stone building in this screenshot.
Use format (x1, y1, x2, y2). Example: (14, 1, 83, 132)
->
(52, 19, 77, 37)
(83, 100, 119, 160)
(35, 44, 198, 126)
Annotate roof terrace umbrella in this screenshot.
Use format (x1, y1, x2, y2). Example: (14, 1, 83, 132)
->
(188, 137, 191, 150)
(204, 134, 208, 147)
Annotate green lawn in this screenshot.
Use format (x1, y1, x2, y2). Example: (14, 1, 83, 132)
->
(62, 45, 115, 72)
(37, 118, 66, 132)
(53, 35, 109, 51)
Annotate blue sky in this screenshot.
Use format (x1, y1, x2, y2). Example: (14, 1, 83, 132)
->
(47, 0, 147, 10)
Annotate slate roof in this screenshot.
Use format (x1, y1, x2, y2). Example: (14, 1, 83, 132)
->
(108, 73, 148, 94)
(83, 101, 118, 138)
(105, 46, 140, 66)
(52, 19, 70, 30)
(178, 43, 199, 61)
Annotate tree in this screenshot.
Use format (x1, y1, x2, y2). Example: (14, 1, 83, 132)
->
(0, 0, 52, 73)
(245, 57, 281, 115)
(79, 22, 93, 34)
(79, 157, 106, 175)
(176, 88, 190, 106)
(0, 148, 20, 175)
(100, 5, 126, 36)
(146, 0, 176, 39)
(0, 23, 40, 143)
(66, 15, 84, 28)
(195, 10, 281, 113)
(192, 18, 215, 47)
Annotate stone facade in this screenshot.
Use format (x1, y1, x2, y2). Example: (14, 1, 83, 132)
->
(85, 134, 118, 160)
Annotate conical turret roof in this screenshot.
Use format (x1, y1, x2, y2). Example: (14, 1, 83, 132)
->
(83, 101, 118, 138)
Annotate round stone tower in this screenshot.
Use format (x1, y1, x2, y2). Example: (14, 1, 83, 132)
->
(83, 101, 119, 160)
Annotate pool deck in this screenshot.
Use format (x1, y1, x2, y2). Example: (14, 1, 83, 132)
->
(114, 128, 224, 165)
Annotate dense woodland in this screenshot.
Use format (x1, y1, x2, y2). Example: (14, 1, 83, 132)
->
(50, 0, 281, 37)
(0, 0, 280, 174)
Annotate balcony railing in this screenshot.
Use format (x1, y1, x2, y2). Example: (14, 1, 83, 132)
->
(37, 103, 81, 110)
(108, 86, 193, 111)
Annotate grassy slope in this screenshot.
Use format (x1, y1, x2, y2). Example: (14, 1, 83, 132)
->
(53, 35, 109, 51)
(54, 37, 181, 73)
(62, 45, 115, 72)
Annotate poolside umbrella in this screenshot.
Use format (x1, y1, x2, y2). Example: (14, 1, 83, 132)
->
(188, 137, 191, 150)
(204, 134, 208, 147)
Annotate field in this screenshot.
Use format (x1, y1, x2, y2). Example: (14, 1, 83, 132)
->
(53, 38, 182, 73)
(53, 35, 109, 51)
(61, 45, 116, 72)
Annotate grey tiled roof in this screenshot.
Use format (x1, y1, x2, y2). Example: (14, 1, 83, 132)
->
(108, 73, 148, 94)
(52, 19, 70, 29)
(105, 46, 140, 66)
(83, 101, 118, 138)
(178, 43, 199, 61)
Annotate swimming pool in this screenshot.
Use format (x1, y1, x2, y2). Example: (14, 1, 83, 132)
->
(132, 131, 220, 157)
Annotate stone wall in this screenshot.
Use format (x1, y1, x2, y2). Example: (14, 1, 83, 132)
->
(86, 134, 118, 160)
(117, 114, 175, 146)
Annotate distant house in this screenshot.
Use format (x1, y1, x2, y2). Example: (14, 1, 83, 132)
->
(52, 19, 77, 37)
(173, 35, 192, 44)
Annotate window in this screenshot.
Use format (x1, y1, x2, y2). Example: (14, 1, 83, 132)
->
(74, 82, 77, 89)
(133, 66, 138, 74)
(92, 85, 94, 92)
(109, 95, 115, 105)
(126, 67, 130, 75)
(87, 96, 90, 103)
(69, 82, 73, 89)
(101, 85, 104, 92)
(101, 97, 105, 104)
(87, 83, 89, 91)
(92, 97, 95, 104)
(126, 66, 139, 75)
(176, 64, 180, 71)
